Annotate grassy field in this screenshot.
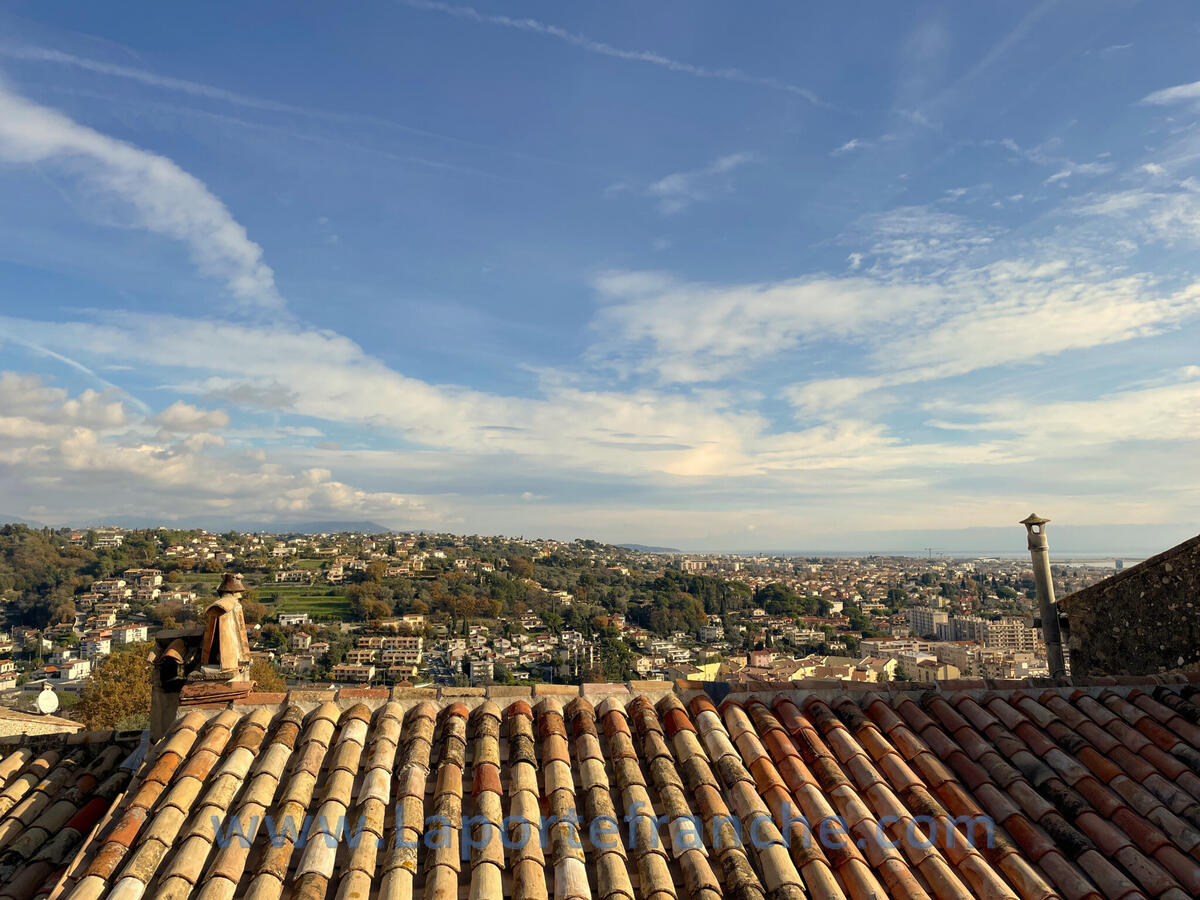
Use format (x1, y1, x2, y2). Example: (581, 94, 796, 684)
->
(170, 571, 352, 619)
(259, 583, 352, 620)
(293, 558, 326, 570)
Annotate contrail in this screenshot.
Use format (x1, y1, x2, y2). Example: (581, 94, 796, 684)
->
(0, 44, 613, 173)
(4, 335, 152, 415)
(397, 0, 823, 105)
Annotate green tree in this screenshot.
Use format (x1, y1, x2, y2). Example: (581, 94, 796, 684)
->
(250, 658, 286, 692)
(74, 645, 152, 730)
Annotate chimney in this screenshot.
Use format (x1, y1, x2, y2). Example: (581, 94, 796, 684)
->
(1020, 513, 1067, 680)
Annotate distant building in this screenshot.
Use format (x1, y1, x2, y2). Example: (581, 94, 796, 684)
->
(332, 664, 375, 682)
(468, 657, 494, 684)
(910, 659, 961, 683)
(906, 607, 948, 637)
(278, 613, 310, 627)
(81, 638, 112, 658)
(112, 625, 149, 644)
(44, 659, 91, 681)
(94, 531, 124, 549)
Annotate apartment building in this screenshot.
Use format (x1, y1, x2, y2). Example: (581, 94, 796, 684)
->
(331, 664, 375, 682)
(906, 606, 949, 637)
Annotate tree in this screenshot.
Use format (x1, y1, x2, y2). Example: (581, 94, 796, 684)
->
(242, 598, 267, 624)
(348, 582, 393, 620)
(74, 645, 152, 730)
(250, 658, 286, 692)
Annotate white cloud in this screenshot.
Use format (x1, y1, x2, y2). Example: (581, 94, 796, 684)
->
(925, 370, 1200, 451)
(590, 270, 937, 382)
(645, 152, 756, 214)
(0, 81, 283, 310)
(999, 137, 1115, 186)
(847, 205, 997, 268)
(832, 138, 864, 156)
(1044, 160, 1115, 184)
(1, 313, 775, 479)
(0, 374, 434, 527)
(1141, 80, 1200, 106)
(788, 262, 1200, 413)
(0, 372, 127, 428)
(152, 401, 231, 433)
(1073, 186, 1200, 244)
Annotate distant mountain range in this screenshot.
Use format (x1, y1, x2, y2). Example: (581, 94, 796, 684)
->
(619, 543, 682, 554)
(0, 516, 392, 535)
(0, 515, 46, 528)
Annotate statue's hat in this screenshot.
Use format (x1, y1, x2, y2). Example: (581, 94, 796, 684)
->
(217, 573, 246, 594)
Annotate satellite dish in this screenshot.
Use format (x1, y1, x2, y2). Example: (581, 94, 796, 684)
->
(36, 686, 59, 715)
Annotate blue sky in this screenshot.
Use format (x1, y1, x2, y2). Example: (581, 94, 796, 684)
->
(1, 1, 1199, 551)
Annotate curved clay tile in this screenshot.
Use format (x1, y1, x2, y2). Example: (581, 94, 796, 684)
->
(891, 692, 1107, 900)
(757, 698, 906, 900)
(62, 710, 209, 900)
(657, 695, 765, 900)
(705, 703, 805, 900)
(599, 699, 673, 900)
(1128, 689, 1200, 748)
(332, 701, 405, 900)
(1099, 691, 1200, 773)
(0, 753, 83, 851)
(1151, 686, 1200, 734)
(378, 703, 437, 900)
(627, 696, 722, 900)
(290, 702, 373, 900)
(837, 694, 1057, 900)
(1020, 692, 1200, 835)
(537, 698, 590, 900)
(0, 751, 63, 820)
(0, 743, 129, 898)
(238, 701, 340, 900)
(0, 750, 35, 791)
(109, 707, 266, 900)
(809, 694, 1016, 900)
(952, 692, 1187, 898)
(1046, 692, 1200, 803)
(507, 701, 547, 900)
(567, 698, 634, 900)
(919, 693, 1146, 900)
(468, 702, 505, 900)
(179, 705, 305, 900)
(984, 693, 1200, 896)
(425, 701, 469, 900)
(1065, 696, 1200, 801)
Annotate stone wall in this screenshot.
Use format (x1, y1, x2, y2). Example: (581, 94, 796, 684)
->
(1061, 532, 1200, 677)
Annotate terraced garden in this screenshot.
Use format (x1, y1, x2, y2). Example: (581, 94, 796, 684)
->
(255, 582, 353, 620)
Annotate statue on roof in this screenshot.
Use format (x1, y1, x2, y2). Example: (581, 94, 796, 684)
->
(198, 572, 253, 678)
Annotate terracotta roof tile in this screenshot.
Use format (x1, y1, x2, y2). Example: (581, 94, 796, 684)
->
(4, 681, 1194, 899)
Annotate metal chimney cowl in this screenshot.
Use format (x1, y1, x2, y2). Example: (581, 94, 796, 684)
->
(1020, 513, 1067, 680)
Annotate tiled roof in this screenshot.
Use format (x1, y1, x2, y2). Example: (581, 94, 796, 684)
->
(13, 677, 1200, 899)
(0, 730, 144, 900)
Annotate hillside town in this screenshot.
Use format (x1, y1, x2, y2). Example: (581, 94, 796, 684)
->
(0, 523, 1119, 719)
